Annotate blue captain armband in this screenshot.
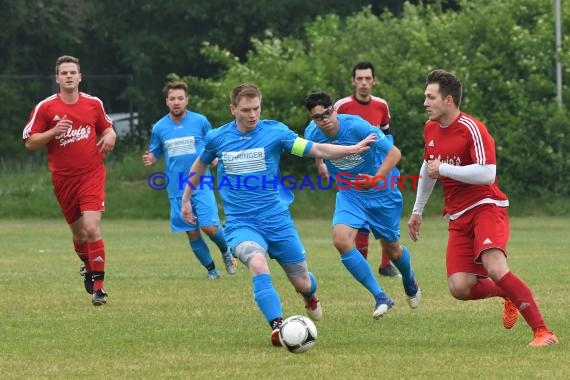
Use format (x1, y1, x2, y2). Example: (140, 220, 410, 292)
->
(291, 137, 313, 157)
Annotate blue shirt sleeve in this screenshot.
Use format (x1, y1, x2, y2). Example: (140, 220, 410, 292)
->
(303, 122, 327, 143)
(202, 116, 212, 136)
(148, 123, 164, 160)
(349, 116, 393, 155)
(199, 129, 217, 164)
(278, 123, 314, 156)
(370, 125, 393, 154)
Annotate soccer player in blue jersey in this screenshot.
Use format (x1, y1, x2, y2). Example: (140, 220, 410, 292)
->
(181, 83, 376, 346)
(334, 61, 401, 278)
(143, 82, 236, 279)
(304, 91, 421, 319)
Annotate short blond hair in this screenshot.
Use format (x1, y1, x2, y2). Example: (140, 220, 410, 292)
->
(229, 83, 261, 106)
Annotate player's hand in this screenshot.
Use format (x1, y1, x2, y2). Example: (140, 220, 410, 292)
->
(427, 159, 441, 179)
(316, 160, 330, 182)
(142, 151, 157, 166)
(52, 114, 73, 138)
(181, 199, 197, 224)
(407, 213, 423, 242)
(97, 129, 116, 153)
(351, 134, 376, 154)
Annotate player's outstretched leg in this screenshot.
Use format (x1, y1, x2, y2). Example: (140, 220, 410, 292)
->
(340, 248, 394, 318)
(495, 271, 559, 347)
(252, 273, 284, 346)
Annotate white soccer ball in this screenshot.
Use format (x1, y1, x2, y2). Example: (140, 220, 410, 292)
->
(279, 315, 317, 353)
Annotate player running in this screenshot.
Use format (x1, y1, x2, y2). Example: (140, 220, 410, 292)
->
(408, 69, 558, 347)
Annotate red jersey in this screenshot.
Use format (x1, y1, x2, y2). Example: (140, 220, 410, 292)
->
(423, 112, 508, 218)
(334, 95, 391, 130)
(23, 92, 113, 176)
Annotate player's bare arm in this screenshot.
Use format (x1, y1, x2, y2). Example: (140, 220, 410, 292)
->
(353, 146, 401, 190)
(181, 158, 208, 224)
(24, 115, 73, 150)
(97, 128, 116, 153)
(314, 158, 330, 181)
(309, 133, 376, 159)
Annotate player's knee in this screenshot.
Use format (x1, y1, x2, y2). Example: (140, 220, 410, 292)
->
(332, 234, 351, 253)
(282, 262, 310, 292)
(186, 230, 201, 240)
(447, 278, 471, 300)
(486, 266, 509, 282)
(72, 232, 87, 244)
(200, 225, 217, 237)
(83, 223, 101, 241)
(235, 241, 267, 271)
(383, 242, 402, 260)
(248, 254, 271, 275)
(480, 249, 509, 281)
(448, 287, 470, 300)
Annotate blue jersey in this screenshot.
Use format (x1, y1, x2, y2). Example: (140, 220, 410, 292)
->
(199, 120, 313, 220)
(304, 114, 400, 198)
(148, 111, 212, 198)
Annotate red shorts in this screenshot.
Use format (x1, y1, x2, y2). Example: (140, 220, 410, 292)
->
(446, 204, 510, 277)
(52, 164, 106, 224)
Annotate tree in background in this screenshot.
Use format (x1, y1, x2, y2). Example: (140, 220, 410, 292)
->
(181, 0, 570, 197)
(1, 0, 568, 198)
(0, 0, 456, 163)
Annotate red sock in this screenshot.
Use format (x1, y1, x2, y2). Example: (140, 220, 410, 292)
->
(74, 240, 90, 269)
(87, 239, 106, 291)
(380, 251, 391, 268)
(467, 277, 506, 300)
(355, 231, 369, 259)
(496, 271, 547, 331)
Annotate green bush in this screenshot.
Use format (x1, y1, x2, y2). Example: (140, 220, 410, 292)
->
(182, 0, 570, 198)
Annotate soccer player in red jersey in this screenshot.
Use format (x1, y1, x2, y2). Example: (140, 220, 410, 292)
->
(317, 61, 400, 278)
(22, 55, 116, 306)
(407, 69, 558, 347)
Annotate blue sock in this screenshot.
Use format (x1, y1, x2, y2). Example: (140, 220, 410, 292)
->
(341, 248, 383, 297)
(301, 272, 317, 299)
(208, 228, 228, 253)
(392, 246, 415, 286)
(189, 236, 215, 270)
(253, 274, 282, 324)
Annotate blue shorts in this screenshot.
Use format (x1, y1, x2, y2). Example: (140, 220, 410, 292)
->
(169, 191, 220, 232)
(224, 211, 306, 265)
(333, 190, 402, 242)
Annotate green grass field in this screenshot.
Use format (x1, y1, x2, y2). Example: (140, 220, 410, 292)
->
(1, 218, 568, 379)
